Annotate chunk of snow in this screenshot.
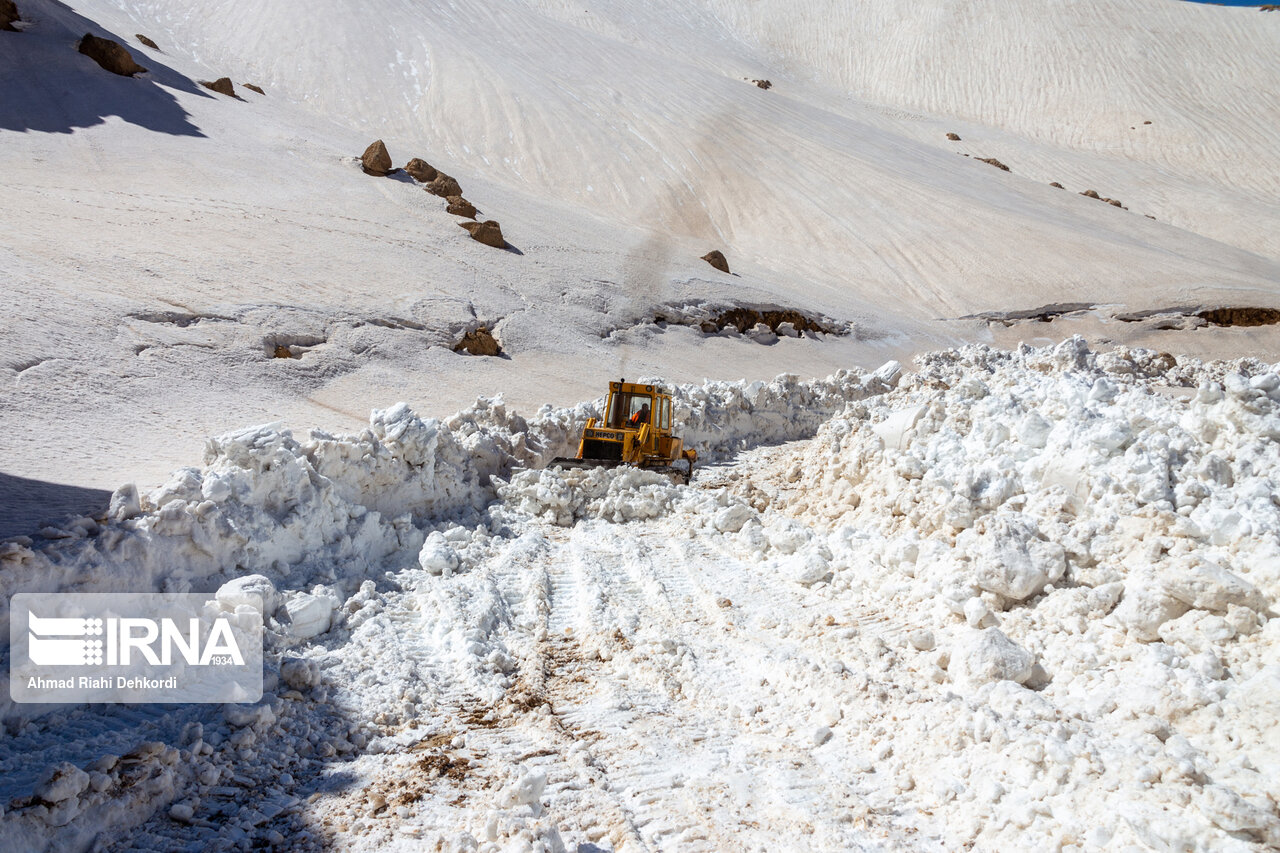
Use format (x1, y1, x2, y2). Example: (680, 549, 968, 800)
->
(216, 574, 278, 616)
(285, 591, 339, 639)
(873, 405, 927, 452)
(34, 763, 89, 804)
(950, 628, 1035, 690)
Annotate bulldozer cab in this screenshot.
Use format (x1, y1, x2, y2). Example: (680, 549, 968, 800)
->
(606, 383, 671, 431)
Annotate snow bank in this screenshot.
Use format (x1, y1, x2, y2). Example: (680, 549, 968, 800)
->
(753, 337, 1280, 849)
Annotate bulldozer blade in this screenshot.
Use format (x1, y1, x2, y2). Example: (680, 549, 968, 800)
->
(548, 457, 621, 471)
(645, 461, 694, 484)
(546, 457, 693, 484)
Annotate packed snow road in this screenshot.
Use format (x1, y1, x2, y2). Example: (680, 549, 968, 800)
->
(2, 339, 1279, 851)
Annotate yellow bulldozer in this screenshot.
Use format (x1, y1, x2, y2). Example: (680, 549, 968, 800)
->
(551, 379, 698, 483)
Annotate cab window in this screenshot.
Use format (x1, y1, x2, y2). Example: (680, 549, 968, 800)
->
(607, 392, 653, 427)
(626, 395, 651, 426)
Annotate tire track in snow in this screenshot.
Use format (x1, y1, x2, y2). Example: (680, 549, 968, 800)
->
(520, 520, 890, 849)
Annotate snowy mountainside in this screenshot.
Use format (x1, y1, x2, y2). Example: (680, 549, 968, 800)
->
(4, 0, 1280, 522)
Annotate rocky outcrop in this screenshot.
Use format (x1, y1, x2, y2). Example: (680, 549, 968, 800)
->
(78, 34, 147, 76)
(404, 158, 438, 183)
(1049, 182, 1064, 189)
(459, 220, 505, 248)
(200, 77, 236, 97)
(1078, 188, 1126, 209)
(750, 79, 772, 90)
(454, 327, 501, 356)
(701, 250, 729, 274)
(946, 132, 961, 141)
(361, 140, 393, 176)
(446, 196, 477, 218)
(426, 173, 462, 198)
(1, 1, 20, 32)
(976, 157, 1009, 172)
(1198, 307, 1280, 328)
(135, 33, 158, 49)
(244, 83, 265, 95)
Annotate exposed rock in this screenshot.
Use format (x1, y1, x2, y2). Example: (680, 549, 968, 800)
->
(244, 83, 265, 95)
(404, 158, 438, 183)
(1049, 182, 1064, 189)
(701, 250, 730, 274)
(200, 77, 236, 97)
(1, 0, 19, 31)
(1143, 120, 1152, 125)
(1198, 307, 1280, 327)
(446, 196, 477, 218)
(135, 33, 158, 50)
(78, 34, 147, 76)
(426, 173, 462, 198)
(1080, 189, 1101, 199)
(704, 307, 837, 335)
(976, 157, 1009, 172)
(459, 219, 505, 248)
(750, 79, 772, 90)
(1104, 198, 1125, 208)
(454, 327, 501, 356)
(946, 132, 961, 141)
(360, 140, 393, 176)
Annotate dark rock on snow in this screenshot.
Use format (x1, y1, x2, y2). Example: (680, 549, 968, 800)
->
(454, 327, 501, 356)
(459, 220, 505, 248)
(361, 140, 393, 176)
(426, 173, 462, 198)
(446, 196, 477, 218)
(701, 250, 730, 274)
(200, 77, 236, 97)
(78, 33, 147, 76)
(1, 1, 20, 31)
(135, 33, 158, 49)
(404, 158, 438, 183)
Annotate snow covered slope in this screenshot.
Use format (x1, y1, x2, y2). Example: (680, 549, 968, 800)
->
(3, 0, 1280, 533)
